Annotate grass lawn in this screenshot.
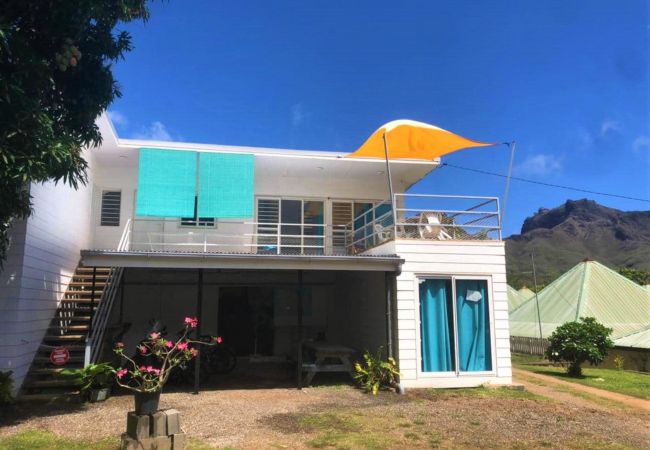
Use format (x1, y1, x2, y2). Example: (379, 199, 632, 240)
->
(0, 430, 117, 450)
(0, 430, 217, 450)
(512, 354, 650, 400)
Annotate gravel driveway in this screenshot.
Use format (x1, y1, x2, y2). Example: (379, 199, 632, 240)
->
(1, 382, 649, 449)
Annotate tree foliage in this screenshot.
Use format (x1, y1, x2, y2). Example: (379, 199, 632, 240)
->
(0, 1, 151, 266)
(617, 267, 650, 286)
(545, 317, 614, 377)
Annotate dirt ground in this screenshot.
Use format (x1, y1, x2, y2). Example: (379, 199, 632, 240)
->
(1, 375, 649, 449)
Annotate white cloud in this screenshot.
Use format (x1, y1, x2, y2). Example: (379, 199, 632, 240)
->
(132, 121, 173, 141)
(107, 110, 128, 126)
(600, 119, 621, 135)
(577, 128, 594, 150)
(291, 103, 305, 127)
(633, 135, 650, 152)
(514, 153, 563, 176)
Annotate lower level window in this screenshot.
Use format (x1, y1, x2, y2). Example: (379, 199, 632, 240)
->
(419, 278, 492, 373)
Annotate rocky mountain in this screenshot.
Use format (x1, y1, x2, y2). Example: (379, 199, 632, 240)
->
(505, 199, 650, 287)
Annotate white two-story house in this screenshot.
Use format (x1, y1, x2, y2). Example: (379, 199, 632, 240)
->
(0, 115, 512, 397)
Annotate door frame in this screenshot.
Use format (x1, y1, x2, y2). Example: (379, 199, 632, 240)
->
(413, 274, 497, 379)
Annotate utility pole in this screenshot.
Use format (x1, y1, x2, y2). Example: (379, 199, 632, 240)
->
(531, 252, 543, 340)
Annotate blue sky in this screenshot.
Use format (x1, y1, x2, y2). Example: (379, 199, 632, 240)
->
(108, 0, 649, 236)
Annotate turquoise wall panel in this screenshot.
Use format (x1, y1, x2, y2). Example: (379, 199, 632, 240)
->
(198, 152, 255, 218)
(136, 148, 197, 217)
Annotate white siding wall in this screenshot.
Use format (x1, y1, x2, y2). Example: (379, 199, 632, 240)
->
(394, 240, 511, 388)
(90, 163, 400, 250)
(0, 156, 95, 392)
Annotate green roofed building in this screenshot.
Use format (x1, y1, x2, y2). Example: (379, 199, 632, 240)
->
(509, 260, 650, 349)
(518, 287, 535, 300)
(507, 285, 530, 312)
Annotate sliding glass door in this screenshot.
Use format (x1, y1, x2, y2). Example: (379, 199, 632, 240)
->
(256, 198, 324, 254)
(419, 277, 492, 374)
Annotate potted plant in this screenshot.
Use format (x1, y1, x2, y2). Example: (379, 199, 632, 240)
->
(61, 363, 115, 402)
(114, 316, 217, 415)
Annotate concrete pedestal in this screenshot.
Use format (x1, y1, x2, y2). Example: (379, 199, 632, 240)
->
(121, 409, 186, 450)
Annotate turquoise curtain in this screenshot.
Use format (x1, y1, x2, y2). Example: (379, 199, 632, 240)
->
(198, 152, 255, 218)
(420, 279, 454, 372)
(136, 148, 197, 217)
(456, 280, 492, 372)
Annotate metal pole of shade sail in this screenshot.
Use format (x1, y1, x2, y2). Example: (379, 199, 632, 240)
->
(501, 141, 516, 227)
(382, 132, 398, 235)
(531, 252, 544, 341)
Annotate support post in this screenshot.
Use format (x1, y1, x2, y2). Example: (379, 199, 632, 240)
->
(385, 272, 394, 360)
(193, 268, 204, 395)
(296, 270, 304, 389)
(119, 270, 125, 324)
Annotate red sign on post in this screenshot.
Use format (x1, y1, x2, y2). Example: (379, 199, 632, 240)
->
(50, 347, 70, 366)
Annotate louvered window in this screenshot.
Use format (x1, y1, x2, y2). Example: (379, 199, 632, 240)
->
(257, 199, 280, 251)
(100, 190, 121, 226)
(332, 202, 353, 253)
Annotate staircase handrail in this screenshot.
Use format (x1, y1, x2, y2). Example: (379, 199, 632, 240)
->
(85, 267, 123, 365)
(84, 220, 130, 365)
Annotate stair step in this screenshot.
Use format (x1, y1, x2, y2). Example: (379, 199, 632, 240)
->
(51, 316, 91, 322)
(23, 378, 81, 388)
(72, 273, 111, 279)
(76, 267, 111, 273)
(43, 334, 86, 341)
(67, 283, 107, 289)
(48, 324, 89, 331)
(33, 355, 85, 364)
(18, 392, 81, 402)
(63, 292, 105, 298)
(39, 343, 86, 351)
(29, 367, 68, 375)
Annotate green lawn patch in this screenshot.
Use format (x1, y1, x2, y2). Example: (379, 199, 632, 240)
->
(514, 358, 650, 400)
(427, 384, 547, 401)
(0, 430, 117, 450)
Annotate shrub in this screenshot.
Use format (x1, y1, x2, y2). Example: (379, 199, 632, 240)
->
(613, 355, 625, 371)
(545, 317, 614, 377)
(0, 370, 14, 404)
(353, 348, 400, 395)
(62, 363, 115, 397)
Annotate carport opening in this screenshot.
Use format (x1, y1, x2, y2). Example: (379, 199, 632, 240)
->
(105, 268, 395, 391)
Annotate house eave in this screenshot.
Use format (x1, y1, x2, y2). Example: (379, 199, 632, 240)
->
(80, 249, 404, 272)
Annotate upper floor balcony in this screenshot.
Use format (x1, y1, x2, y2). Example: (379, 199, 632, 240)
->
(108, 193, 501, 257)
(87, 118, 501, 260)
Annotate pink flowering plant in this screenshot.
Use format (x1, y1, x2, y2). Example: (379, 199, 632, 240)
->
(113, 317, 216, 393)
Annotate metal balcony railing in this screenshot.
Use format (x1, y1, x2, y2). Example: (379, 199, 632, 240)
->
(346, 194, 501, 253)
(123, 218, 350, 256)
(108, 194, 501, 257)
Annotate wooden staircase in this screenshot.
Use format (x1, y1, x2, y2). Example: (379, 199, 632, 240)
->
(19, 266, 114, 401)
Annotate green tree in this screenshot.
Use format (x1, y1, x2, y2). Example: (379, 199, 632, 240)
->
(0, 1, 151, 266)
(618, 267, 650, 286)
(545, 317, 614, 377)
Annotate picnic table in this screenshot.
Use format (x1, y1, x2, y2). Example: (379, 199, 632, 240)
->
(301, 342, 356, 386)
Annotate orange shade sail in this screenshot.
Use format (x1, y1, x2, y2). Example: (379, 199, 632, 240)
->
(347, 119, 495, 161)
